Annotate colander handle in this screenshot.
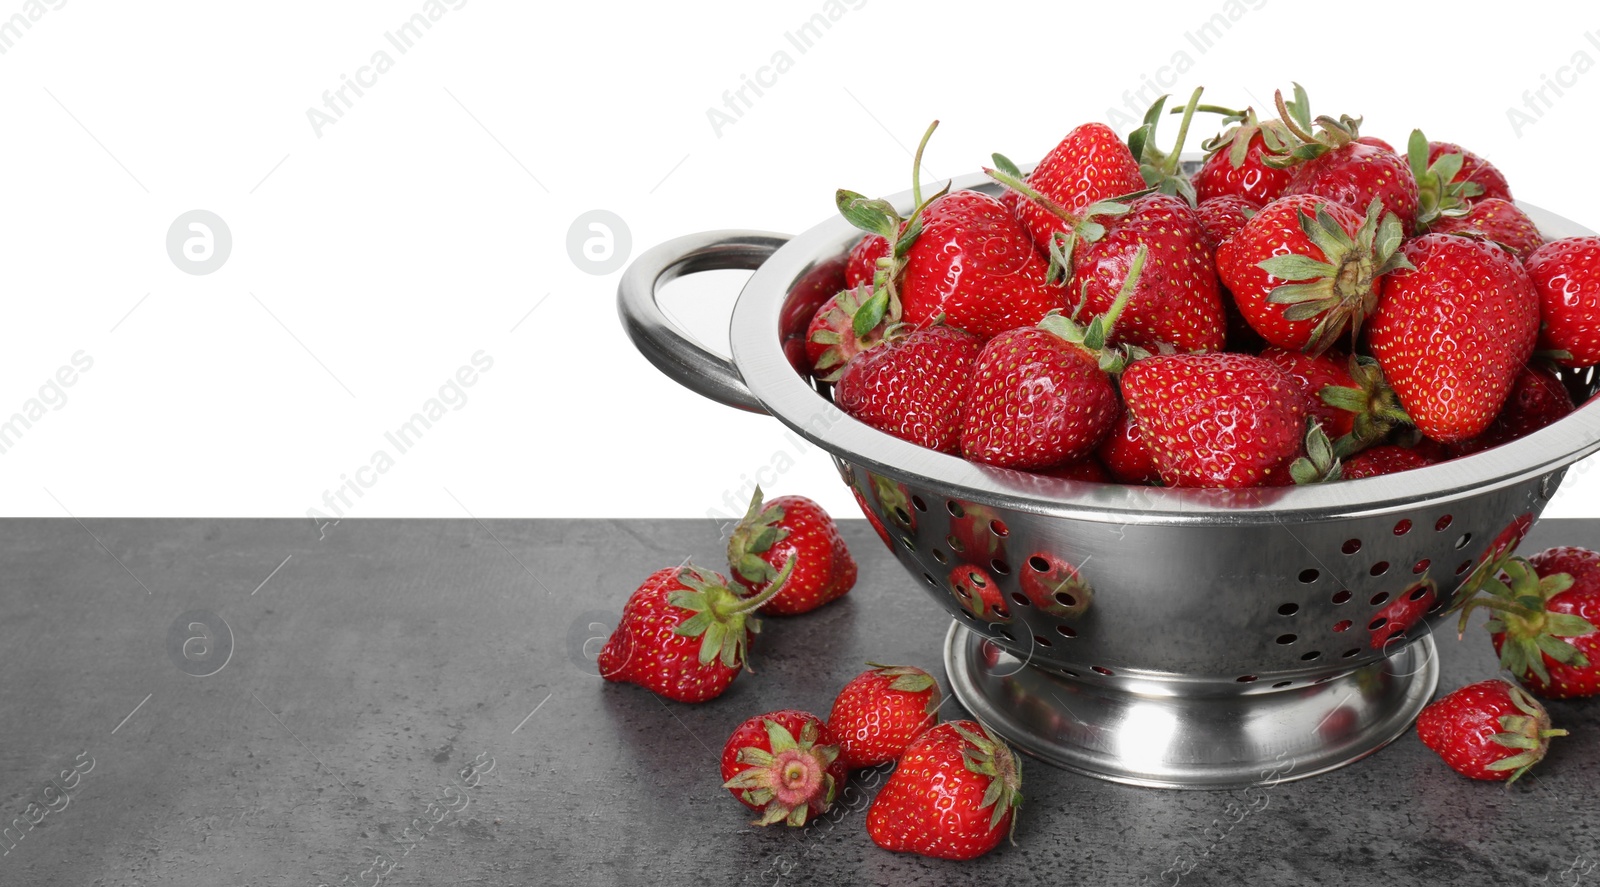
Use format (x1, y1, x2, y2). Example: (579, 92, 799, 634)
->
(617, 230, 789, 415)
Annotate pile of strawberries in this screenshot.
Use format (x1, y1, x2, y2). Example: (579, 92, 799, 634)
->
(807, 85, 1599, 488)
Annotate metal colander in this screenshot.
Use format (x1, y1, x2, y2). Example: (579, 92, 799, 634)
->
(617, 168, 1600, 788)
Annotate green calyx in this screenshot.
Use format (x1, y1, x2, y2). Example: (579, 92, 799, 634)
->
(1195, 102, 1296, 170)
(1257, 198, 1414, 356)
(1320, 355, 1414, 458)
(1261, 83, 1364, 169)
(1485, 682, 1568, 784)
(952, 722, 1023, 843)
(1128, 87, 1205, 206)
(727, 486, 790, 585)
(865, 661, 941, 715)
(1408, 129, 1485, 230)
(1456, 557, 1596, 687)
(722, 717, 842, 826)
(982, 160, 1143, 286)
(835, 120, 948, 338)
(1037, 245, 1149, 374)
(668, 556, 796, 672)
(809, 284, 889, 382)
(1290, 419, 1343, 485)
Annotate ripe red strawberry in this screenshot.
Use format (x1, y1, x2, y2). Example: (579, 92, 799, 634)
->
(1067, 193, 1226, 353)
(949, 564, 1010, 623)
(1429, 198, 1544, 263)
(1369, 579, 1436, 648)
(898, 190, 1066, 339)
(1367, 234, 1540, 443)
(1259, 350, 1411, 454)
(1259, 347, 1358, 440)
(867, 720, 1022, 860)
(1192, 105, 1296, 206)
(1427, 141, 1513, 203)
(1018, 551, 1093, 617)
(845, 234, 890, 289)
(1095, 407, 1160, 485)
(1195, 195, 1258, 254)
(599, 560, 793, 703)
(1528, 236, 1600, 367)
(1120, 352, 1313, 488)
(1269, 90, 1419, 231)
(1341, 444, 1439, 479)
(834, 324, 982, 454)
(728, 488, 856, 616)
(1416, 679, 1566, 782)
(1216, 193, 1408, 354)
(1003, 122, 1145, 255)
(721, 709, 847, 826)
(827, 663, 943, 769)
(806, 286, 888, 382)
(1451, 363, 1575, 457)
(1464, 551, 1600, 699)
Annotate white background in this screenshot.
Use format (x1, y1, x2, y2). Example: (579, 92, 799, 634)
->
(2, 0, 1598, 520)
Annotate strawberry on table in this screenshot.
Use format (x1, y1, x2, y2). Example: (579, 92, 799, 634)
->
(1527, 236, 1600, 367)
(1460, 550, 1600, 699)
(827, 663, 943, 769)
(1416, 679, 1566, 782)
(867, 720, 1022, 860)
(834, 324, 982, 454)
(1120, 352, 1313, 488)
(728, 487, 856, 616)
(721, 709, 847, 826)
(599, 560, 794, 704)
(1367, 234, 1540, 443)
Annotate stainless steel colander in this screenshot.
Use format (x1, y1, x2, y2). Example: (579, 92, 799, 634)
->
(617, 168, 1600, 788)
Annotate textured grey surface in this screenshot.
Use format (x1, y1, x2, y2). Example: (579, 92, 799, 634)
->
(0, 518, 1597, 886)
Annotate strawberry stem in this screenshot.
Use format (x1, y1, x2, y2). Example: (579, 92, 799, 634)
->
(1162, 87, 1204, 178)
(912, 120, 938, 209)
(982, 166, 1080, 226)
(1099, 245, 1147, 335)
(722, 554, 797, 617)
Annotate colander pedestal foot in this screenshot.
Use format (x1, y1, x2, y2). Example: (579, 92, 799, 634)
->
(943, 622, 1439, 789)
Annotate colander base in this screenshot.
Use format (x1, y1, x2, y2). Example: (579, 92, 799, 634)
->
(943, 622, 1439, 790)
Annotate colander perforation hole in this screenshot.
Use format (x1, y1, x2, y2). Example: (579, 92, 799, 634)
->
(1010, 592, 1030, 608)
(1333, 619, 1353, 632)
(946, 501, 965, 518)
(931, 548, 948, 565)
(994, 627, 1016, 642)
(1276, 634, 1297, 645)
(1455, 560, 1472, 575)
(1455, 533, 1472, 549)
(1435, 514, 1453, 531)
(1428, 598, 1447, 614)
(946, 534, 964, 553)
(1054, 591, 1080, 609)
(1034, 635, 1052, 648)
(911, 495, 928, 512)
(900, 535, 916, 552)
(1092, 666, 1114, 676)
(1278, 603, 1300, 616)
(991, 559, 1011, 576)
(990, 519, 1008, 538)
(922, 573, 938, 587)
(1300, 650, 1322, 661)
(1299, 569, 1320, 584)
(1272, 681, 1292, 689)
(1056, 625, 1077, 639)
(1342, 538, 1363, 555)
(1236, 675, 1257, 683)
(893, 507, 912, 526)
(1408, 585, 1430, 602)
(1413, 558, 1431, 574)
(1394, 519, 1413, 536)
(1027, 555, 1049, 573)
(1332, 590, 1352, 604)
(1060, 668, 1080, 678)
(1368, 616, 1388, 631)
(1370, 561, 1390, 576)
(1341, 648, 1360, 658)
(1370, 591, 1390, 606)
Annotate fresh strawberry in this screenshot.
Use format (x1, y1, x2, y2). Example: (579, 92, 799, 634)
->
(1451, 363, 1575, 456)
(1427, 140, 1513, 203)
(1461, 551, 1600, 699)
(1341, 444, 1439, 479)
(1192, 103, 1297, 206)
(834, 324, 982, 454)
(1369, 578, 1436, 648)
(721, 709, 847, 826)
(599, 560, 793, 703)
(1195, 195, 1258, 254)
(1260, 347, 1358, 440)
(1216, 193, 1409, 354)
(1416, 679, 1566, 782)
(1120, 352, 1313, 488)
(1261, 350, 1411, 455)
(1429, 198, 1544, 263)
(949, 565, 1010, 623)
(728, 488, 856, 616)
(827, 663, 943, 769)
(1095, 407, 1160, 485)
(1528, 236, 1600, 367)
(1367, 234, 1540, 443)
(1018, 551, 1093, 617)
(1002, 122, 1145, 255)
(1269, 89, 1420, 231)
(852, 486, 893, 549)
(845, 234, 890, 289)
(806, 286, 888, 382)
(866, 720, 1022, 860)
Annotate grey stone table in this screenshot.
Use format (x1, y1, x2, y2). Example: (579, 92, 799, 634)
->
(2, 518, 1598, 886)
